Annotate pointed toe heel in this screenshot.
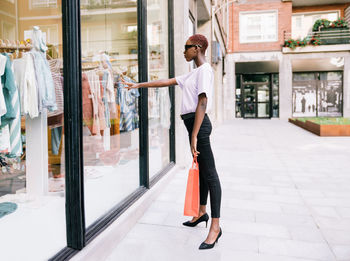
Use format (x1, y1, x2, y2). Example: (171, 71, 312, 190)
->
(198, 228, 222, 250)
(182, 213, 209, 227)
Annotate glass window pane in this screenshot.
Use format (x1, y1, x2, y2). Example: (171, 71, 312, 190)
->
(147, 0, 170, 177)
(293, 73, 316, 81)
(243, 85, 256, 102)
(0, 1, 66, 259)
(320, 72, 342, 81)
(240, 12, 277, 42)
(272, 74, 279, 117)
(80, 0, 140, 227)
(318, 80, 343, 117)
(257, 84, 269, 102)
(236, 102, 242, 118)
(244, 103, 256, 118)
(243, 74, 269, 83)
(292, 11, 339, 39)
(292, 74, 317, 117)
(258, 103, 270, 117)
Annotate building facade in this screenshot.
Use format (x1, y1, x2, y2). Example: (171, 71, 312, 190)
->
(0, 0, 228, 260)
(227, 0, 350, 120)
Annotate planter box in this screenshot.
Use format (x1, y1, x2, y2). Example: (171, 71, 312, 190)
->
(320, 124, 350, 136)
(305, 120, 320, 135)
(289, 118, 350, 136)
(295, 119, 307, 129)
(319, 27, 350, 45)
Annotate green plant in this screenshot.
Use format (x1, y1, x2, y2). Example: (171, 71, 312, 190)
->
(330, 17, 349, 28)
(312, 19, 331, 31)
(309, 35, 321, 46)
(284, 37, 308, 49)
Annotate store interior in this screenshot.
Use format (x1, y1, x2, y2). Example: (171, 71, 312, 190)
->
(0, 0, 171, 259)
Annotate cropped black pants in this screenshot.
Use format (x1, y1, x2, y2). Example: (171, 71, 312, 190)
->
(182, 113, 222, 218)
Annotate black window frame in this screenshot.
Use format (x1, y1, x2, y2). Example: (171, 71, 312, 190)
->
(50, 0, 175, 259)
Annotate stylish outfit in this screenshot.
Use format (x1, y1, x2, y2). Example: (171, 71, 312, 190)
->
(176, 63, 222, 218)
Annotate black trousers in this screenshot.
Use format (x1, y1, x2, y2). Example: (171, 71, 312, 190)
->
(182, 113, 222, 218)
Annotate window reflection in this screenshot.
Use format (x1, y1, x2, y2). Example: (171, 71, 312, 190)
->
(147, 0, 170, 177)
(80, 0, 140, 227)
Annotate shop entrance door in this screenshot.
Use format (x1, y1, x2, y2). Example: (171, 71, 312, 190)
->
(241, 75, 272, 118)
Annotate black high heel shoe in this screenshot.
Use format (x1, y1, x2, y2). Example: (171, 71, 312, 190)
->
(182, 213, 209, 228)
(198, 227, 222, 250)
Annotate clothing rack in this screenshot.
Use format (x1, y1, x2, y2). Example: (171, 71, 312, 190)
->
(0, 38, 50, 198)
(0, 39, 32, 52)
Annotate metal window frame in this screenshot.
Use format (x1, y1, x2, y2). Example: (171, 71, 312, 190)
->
(149, 0, 175, 187)
(50, 0, 175, 259)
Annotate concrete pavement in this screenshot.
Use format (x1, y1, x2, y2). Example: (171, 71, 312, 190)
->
(105, 119, 350, 261)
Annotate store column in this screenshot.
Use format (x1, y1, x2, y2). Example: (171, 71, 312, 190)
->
(343, 55, 350, 118)
(225, 56, 235, 120)
(279, 55, 292, 120)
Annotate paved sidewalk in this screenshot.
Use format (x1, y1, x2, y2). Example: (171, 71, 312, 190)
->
(105, 120, 350, 261)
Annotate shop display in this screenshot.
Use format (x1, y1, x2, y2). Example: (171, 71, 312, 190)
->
(0, 27, 62, 196)
(292, 72, 343, 117)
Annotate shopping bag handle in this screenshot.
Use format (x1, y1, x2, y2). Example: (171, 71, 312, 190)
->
(192, 155, 198, 170)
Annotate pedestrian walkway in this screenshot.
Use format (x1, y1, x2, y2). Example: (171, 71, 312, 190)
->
(105, 119, 350, 261)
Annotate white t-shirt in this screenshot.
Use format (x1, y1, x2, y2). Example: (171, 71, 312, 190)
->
(175, 62, 213, 115)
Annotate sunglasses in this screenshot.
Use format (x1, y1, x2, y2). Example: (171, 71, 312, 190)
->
(184, 44, 202, 51)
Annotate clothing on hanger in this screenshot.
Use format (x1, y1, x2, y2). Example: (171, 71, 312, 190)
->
(0, 54, 22, 156)
(31, 50, 57, 112)
(116, 74, 140, 132)
(0, 54, 17, 127)
(13, 53, 39, 118)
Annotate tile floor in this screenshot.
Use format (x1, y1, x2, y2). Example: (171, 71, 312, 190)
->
(105, 119, 350, 261)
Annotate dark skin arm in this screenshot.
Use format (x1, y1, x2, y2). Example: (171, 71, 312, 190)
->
(121, 77, 177, 89)
(122, 76, 207, 157)
(191, 93, 207, 157)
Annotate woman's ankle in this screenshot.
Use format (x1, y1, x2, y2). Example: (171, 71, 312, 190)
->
(199, 205, 206, 216)
(198, 211, 206, 216)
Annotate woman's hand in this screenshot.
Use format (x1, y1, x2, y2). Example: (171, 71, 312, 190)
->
(191, 136, 200, 157)
(120, 76, 140, 90)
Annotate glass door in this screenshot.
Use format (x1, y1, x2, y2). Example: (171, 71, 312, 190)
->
(243, 84, 257, 118)
(257, 83, 270, 118)
(241, 74, 272, 118)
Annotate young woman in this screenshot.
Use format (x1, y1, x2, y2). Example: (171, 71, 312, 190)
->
(122, 34, 222, 250)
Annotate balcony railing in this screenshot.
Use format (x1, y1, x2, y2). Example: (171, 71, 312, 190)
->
(284, 28, 350, 48)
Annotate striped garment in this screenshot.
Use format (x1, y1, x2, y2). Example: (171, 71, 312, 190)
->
(116, 75, 139, 132)
(8, 84, 22, 156)
(47, 72, 64, 126)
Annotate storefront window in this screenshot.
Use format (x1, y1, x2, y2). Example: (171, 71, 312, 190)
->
(292, 72, 343, 117)
(318, 72, 343, 117)
(272, 74, 279, 117)
(147, 0, 170, 177)
(80, 0, 140, 227)
(235, 75, 242, 118)
(0, 0, 66, 259)
(293, 73, 317, 117)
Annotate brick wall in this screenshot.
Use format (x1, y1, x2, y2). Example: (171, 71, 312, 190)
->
(228, 0, 292, 53)
(293, 4, 350, 18)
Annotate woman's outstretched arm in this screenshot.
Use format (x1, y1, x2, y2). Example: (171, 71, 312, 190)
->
(121, 77, 177, 90)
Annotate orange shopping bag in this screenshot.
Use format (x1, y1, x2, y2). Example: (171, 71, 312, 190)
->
(184, 156, 199, 217)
